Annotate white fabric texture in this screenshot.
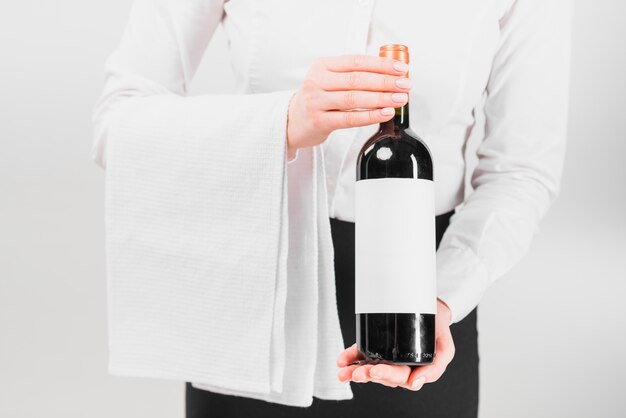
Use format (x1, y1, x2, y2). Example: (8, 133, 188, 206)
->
(92, 0, 572, 407)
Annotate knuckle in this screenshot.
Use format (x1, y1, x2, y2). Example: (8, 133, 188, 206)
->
(344, 91, 358, 108)
(368, 109, 380, 123)
(310, 112, 323, 129)
(382, 76, 395, 91)
(343, 111, 358, 127)
(351, 54, 364, 69)
(346, 72, 359, 88)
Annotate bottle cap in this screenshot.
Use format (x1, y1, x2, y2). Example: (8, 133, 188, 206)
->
(379, 44, 410, 64)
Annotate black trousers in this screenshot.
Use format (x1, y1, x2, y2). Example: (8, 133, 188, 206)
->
(186, 212, 479, 418)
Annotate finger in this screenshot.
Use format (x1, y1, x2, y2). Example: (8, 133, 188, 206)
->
(337, 364, 360, 382)
(402, 373, 427, 391)
(367, 364, 412, 387)
(321, 54, 408, 75)
(350, 364, 376, 382)
(336, 343, 365, 367)
(316, 90, 408, 111)
(322, 108, 395, 130)
(320, 71, 412, 93)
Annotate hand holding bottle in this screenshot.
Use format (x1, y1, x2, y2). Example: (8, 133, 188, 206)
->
(336, 299, 455, 391)
(286, 54, 412, 156)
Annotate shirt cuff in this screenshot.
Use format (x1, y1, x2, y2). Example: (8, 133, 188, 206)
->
(436, 246, 490, 325)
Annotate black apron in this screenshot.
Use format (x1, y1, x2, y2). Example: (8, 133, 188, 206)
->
(186, 210, 479, 418)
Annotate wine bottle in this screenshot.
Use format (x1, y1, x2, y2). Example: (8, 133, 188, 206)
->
(355, 44, 436, 365)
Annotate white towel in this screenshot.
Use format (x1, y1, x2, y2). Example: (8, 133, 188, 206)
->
(192, 144, 352, 405)
(103, 90, 353, 407)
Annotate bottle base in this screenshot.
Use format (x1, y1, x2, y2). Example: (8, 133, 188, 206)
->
(356, 312, 436, 366)
(356, 351, 435, 366)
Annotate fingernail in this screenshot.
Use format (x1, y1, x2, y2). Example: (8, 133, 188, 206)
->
(392, 61, 409, 72)
(391, 93, 408, 103)
(380, 107, 395, 116)
(370, 368, 380, 379)
(395, 78, 412, 89)
(411, 376, 426, 390)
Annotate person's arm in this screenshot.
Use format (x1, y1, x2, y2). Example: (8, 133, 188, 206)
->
(92, 0, 296, 168)
(92, 0, 301, 395)
(437, 0, 573, 325)
(93, 0, 413, 396)
(335, 0, 573, 391)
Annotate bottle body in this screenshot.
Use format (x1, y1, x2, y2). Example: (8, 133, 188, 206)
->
(355, 108, 437, 365)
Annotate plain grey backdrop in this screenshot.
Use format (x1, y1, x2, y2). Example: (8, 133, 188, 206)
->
(1, 1, 624, 417)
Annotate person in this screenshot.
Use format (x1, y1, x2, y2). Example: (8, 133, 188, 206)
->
(92, 0, 572, 417)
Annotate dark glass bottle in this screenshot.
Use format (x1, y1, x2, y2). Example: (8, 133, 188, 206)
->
(354, 45, 436, 365)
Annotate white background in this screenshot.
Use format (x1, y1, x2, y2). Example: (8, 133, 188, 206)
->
(1, 1, 624, 417)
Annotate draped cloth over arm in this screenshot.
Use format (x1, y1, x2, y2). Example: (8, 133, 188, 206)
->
(92, 0, 351, 406)
(435, 0, 573, 324)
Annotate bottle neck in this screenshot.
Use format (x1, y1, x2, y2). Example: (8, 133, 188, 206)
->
(394, 102, 410, 129)
(382, 102, 410, 132)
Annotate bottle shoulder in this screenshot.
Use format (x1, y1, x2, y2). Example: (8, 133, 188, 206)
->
(398, 128, 433, 159)
(356, 127, 433, 181)
(359, 127, 432, 158)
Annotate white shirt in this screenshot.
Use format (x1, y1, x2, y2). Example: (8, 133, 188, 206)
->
(92, 0, 571, 407)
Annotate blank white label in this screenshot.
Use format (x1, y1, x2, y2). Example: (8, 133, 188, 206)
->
(355, 178, 436, 314)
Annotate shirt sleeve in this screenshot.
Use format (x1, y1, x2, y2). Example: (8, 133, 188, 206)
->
(92, 0, 299, 395)
(92, 0, 296, 167)
(436, 0, 573, 325)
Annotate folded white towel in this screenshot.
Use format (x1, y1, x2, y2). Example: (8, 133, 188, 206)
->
(191, 144, 352, 405)
(102, 90, 352, 407)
